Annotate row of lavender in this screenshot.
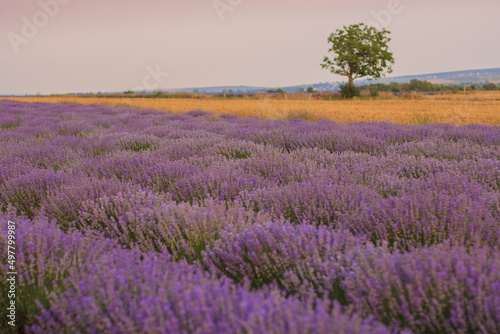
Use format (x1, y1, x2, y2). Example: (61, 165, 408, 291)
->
(1, 100, 499, 333)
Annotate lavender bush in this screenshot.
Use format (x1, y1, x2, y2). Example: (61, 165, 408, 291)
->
(0, 100, 499, 333)
(32, 249, 391, 334)
(343, 243, 500, 333)
(204, 220, 365, 301)
(0, 210, 116, 333)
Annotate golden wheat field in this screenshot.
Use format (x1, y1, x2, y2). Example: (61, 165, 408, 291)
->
(3, 91, 500, 125)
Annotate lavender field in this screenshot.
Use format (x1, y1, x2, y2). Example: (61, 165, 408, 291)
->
(1, 99, 500, 333)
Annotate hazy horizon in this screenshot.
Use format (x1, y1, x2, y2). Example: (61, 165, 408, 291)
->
(2, 0, 499, 95)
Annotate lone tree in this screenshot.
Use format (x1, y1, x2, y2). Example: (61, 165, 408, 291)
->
(321, 23, 395, 97)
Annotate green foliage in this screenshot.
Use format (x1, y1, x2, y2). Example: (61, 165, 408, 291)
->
(267, 88, 285, 94)
(390, 86, 401, 93)
(283, 110, 322, 121)
(339, 83, 361, 98)
(483, 82, 499, 91)
(306, 86, 315, 93)
(119, 137, 159, 152)
(121, 141, 155, 152)
(357, 80, 470, 94)
(369, 86, 379, 97)
(153, 91, 166, 98)
(123, 90, 134, 94)
(219, 149, 252, 160)
(405, 79, 441, 92)
(0, 122, 19, 130)
(413, 113, 435, 124)
(0, 280, 60, 334)
(321, 23, 395, 94)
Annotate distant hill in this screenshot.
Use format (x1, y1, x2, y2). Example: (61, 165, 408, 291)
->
(356, 68, 500, 86)
(59, 67, 500, 96)
(156, 68, 500, 94)
(164, 85, 268, 94)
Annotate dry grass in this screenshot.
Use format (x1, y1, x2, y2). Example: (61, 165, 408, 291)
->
(3, 91, 500, 125)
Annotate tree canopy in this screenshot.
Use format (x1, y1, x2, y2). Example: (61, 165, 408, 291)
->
(321, 23, 395, 93)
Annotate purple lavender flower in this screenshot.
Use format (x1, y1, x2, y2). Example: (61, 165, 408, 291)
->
(1, 100, 499, 333)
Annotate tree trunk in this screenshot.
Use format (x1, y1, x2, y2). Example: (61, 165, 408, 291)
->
(348, 76, 354, 89)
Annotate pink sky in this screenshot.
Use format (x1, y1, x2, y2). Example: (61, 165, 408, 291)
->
(1, 0, 499, 94)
